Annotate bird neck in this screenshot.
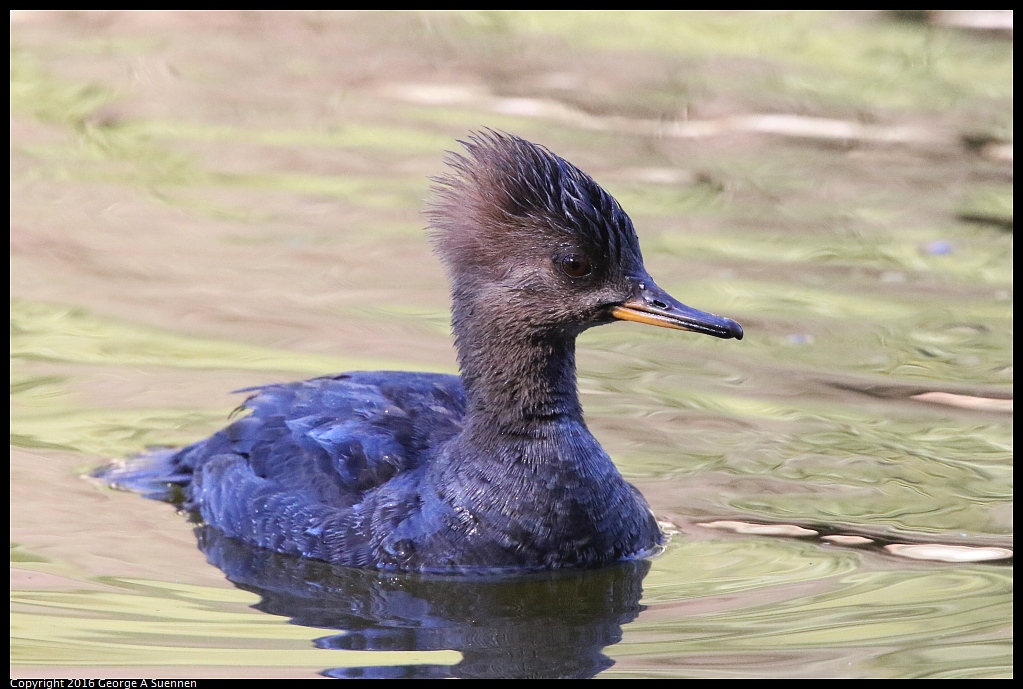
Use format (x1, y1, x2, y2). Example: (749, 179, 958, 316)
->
(450, 294, 585, 442)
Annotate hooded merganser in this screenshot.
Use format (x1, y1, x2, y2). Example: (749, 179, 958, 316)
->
(120, 132, 743, 572)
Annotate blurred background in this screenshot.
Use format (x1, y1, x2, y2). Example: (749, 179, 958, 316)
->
(10, 11, 1012, 678)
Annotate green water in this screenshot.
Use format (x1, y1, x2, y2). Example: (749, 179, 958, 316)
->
(10, 11, 1011, 678)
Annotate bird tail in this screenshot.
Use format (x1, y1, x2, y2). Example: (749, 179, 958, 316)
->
(93, 447, 191, 504)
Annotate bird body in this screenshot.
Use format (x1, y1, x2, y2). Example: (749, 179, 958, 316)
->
(110, 132, 742, 573)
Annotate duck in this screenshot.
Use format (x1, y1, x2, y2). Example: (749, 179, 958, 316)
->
(126, 131, 743, 573)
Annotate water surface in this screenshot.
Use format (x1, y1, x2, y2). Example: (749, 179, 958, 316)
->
(10, 11, 1012, 678)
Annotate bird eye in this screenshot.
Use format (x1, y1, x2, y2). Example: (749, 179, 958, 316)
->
(559, 254, 592, 278)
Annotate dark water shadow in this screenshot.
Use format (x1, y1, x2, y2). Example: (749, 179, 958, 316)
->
(196, 526, 651, 678)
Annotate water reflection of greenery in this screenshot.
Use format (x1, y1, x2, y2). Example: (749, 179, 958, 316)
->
(10, 10, 1012, 678)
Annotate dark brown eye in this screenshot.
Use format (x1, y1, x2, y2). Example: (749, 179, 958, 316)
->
(559, 254, 592, 278)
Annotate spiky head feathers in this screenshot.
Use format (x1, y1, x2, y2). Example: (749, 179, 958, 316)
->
(428, 132, 643, 284)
